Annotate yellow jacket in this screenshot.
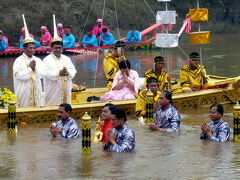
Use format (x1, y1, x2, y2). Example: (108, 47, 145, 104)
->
(144, 69, 168, 91)
(136, 90, 161, 118)
(103, 53, 125, 90)
(171, 64, 211, 93)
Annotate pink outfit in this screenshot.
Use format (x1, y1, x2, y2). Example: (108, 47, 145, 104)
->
(40, 26, 52, 46)
(100, 70, 140, 101)
(92, 25, 108, 39)
(57, 28, 65, 38)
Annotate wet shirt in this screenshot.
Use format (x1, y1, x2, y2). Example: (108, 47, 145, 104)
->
(103, 124, 135, 152)
(101, 120, 113, 143)
(200, 118, 230, 142)
(154, 104, 181, 132)
(55, 117, 80, 138)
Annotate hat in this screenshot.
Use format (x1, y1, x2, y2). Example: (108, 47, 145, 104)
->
(57, 23, 63, 28)
(0, 30, 2, 35)
(96, 18, 103, 23)
(51, 14, 62, 43)
(189, 52, 200, 59)
(21, 27, 25, 33)
(115, 41, 126, 48)
(22, 14, 34, 45)
(154, 56, 164, 63)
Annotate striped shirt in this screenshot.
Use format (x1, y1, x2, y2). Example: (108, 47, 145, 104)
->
(55, 117, 80, 138)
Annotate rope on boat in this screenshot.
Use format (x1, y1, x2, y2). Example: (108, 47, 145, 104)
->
(114, 0, 121, 40)
(143, 0, 156, 18)
(77, 0, 95, 44)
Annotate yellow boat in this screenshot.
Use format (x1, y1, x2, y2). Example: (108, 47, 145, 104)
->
(0, 75, 239, 124)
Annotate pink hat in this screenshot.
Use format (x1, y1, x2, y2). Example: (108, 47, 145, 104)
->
(21, 27, 25, 33)
(41, 26, 47, 31)
(0, 30, 3, 34)
(57, 23, 63, 28)
(96, 18, 103, 23)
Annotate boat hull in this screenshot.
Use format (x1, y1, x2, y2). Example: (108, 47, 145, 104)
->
(0, 76, 239, 124)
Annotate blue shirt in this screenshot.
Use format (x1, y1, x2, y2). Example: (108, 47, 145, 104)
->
(55, 117, 80, 138)
(101, 33, 115, 45)
(20, 38, 40, 50)
(82, 34, 98, 47)
(200, 118, 230, 142)
(63, 34, 75, 48)
(154, 104, 181, 132)
(0, 39, 7, 52)
(103, 124, 135, 152)
(127, 30, 140, 43)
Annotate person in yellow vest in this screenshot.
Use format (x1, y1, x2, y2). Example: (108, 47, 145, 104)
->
(103, 41, 126, 90)
(144, 56, 168, 91)
(136, 77, 161, 118)
(172, 52, 212, 93)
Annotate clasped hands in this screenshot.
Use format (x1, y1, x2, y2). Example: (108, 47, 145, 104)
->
(201, 121, 213, 138)
(59, 67, 69, 76)
(106, 129, 117, 146)
(29, 60, 36, 71)
(50, 124, 61, 137)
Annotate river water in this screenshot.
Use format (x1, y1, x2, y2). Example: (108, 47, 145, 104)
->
(0, 34, 240, 179)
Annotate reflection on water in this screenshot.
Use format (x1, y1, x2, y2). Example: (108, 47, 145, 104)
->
(0, 104, 240, 179)
(1, 34, 240, 178)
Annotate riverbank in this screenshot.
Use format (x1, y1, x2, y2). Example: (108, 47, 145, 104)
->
(0, 0, 239, 46)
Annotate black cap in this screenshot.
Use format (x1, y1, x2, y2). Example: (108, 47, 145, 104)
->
(154, 56, 164, 63)
(189, 52, 200, 59)
(115, 41, 126, 48)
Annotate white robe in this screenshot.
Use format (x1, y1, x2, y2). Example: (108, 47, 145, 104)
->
(13, 53, 44, 107)
(43, 53, 76, 106)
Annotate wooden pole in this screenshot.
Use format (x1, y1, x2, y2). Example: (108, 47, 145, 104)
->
(233, 102, 240, 142)
(146, 90, 154, 124)
(82, 112, 91, 154)
(8, 98, 17, 134)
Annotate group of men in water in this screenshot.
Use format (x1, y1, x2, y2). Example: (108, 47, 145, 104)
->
(0, 18, 141, 52)
(11, 16, 231, 153)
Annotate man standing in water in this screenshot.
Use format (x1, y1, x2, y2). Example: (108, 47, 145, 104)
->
(103, 108, 135, 152)
(13, 18, 44, 107)
(149, 91, 181, 132)
(50, 103, 80, 138)
(200, 104, 230, 142)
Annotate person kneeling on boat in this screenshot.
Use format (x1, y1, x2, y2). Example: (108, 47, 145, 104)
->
(136, 77, 161, 118)
(149, 91, 181, 132)
(40, 26, 52, 47)
(62, 27, 75, 48)
(127, 24, 141, 43)
(144, 56, 169, 91)
(43, 37, 77, 106)
(100, 60, 140, 102)
(81, 28, 98, 49)
(172, 52, 212, 93)
(100, 103, 116, 143)
(103, 41, 126, 90)
(100, 28, 115, 46)
(103, 108, 135, 152)
(50, 103, 80, 138)
(200, 104, 230, 142)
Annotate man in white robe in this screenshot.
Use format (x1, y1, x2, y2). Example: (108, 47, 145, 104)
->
(43, 40, 76, 106)
(13, 41, 44, 107)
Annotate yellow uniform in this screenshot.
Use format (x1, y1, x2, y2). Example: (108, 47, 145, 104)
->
(103, 53, 126, 90)
(136, 90, 161, 118)
(144, 69, 168, 91)
(172, 64, 212, 93)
